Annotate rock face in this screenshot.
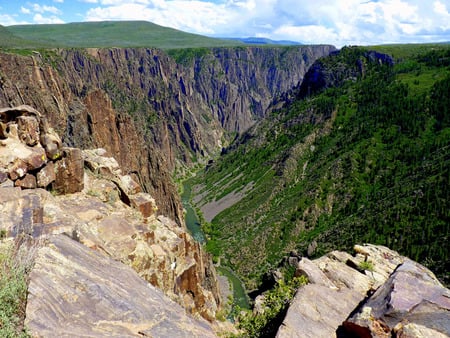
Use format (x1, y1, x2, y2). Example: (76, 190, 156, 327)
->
(0, 109, 221, 335)
(276, 244, 450, 338)
(26, 234, 216, 337)
(0, 105, 80, 195)
(0, 46, 334, 222)
(342, 259, 450, 338)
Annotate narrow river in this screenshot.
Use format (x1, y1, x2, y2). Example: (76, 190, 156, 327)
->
(181, 180, 250, 314)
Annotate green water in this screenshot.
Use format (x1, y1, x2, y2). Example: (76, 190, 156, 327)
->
(181, 182, 206, 243)
(181, 181, 250, 312)
(216, 266, 250, 313)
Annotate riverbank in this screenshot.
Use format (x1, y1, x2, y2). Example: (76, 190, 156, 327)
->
(181, 179, 250, 316)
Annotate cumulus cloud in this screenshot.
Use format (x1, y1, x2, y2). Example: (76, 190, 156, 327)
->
(0, 14, 26, 26)
(31, 4, 62, 15)
(3, 0, 446, 45)
(81, 0, 450, 45)
(21, 6, 31, 14)
(33, 13, 65, 24)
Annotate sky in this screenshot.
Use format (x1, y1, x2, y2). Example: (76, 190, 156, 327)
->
(1, 0, 450, 47)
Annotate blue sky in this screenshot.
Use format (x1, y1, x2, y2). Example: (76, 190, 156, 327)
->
(1, 0, 450, 47)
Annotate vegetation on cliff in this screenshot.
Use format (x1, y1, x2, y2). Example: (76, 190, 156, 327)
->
(0, 238, 34, 337)
(193, 44, 450, 290)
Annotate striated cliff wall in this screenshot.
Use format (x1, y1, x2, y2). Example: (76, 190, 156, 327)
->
(0, 45, 334, 222)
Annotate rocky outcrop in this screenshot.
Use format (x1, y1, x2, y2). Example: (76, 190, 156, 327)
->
(276, 244, 450, 338)
(0, 46, 334, 221)
(342, 259, 450, 337)
(298, 48, 393, 98)
(26, 234, 216, 337)
(0, 105, 81, 195)
(0, 107, 221, 334)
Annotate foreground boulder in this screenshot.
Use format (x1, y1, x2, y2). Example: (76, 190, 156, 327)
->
(277, 245, 450, 338)
(342, 259, 450, 337)
(26, 234, 216, 337)
(0, 105, 78, 193)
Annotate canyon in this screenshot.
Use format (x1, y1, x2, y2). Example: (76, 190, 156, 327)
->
(0, 45, 335, 225)
(1, 36, 449, 337)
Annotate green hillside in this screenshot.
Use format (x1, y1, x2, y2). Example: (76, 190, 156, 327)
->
(0, 25, 43, 48)
(192, 45, 450, 290)
(4, 21, 244, 49)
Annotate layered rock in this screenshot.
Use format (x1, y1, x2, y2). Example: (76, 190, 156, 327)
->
(0, 105, 80, 195)
(0, 108, 221, 334)
(26, 234, 216, 337)
(0, 46, 334, 221)
(276, 244, 450, 338)
(342, 259, 450, 337)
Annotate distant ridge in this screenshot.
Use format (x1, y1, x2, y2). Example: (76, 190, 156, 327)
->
(225, 37, 302, 46)
(0, 24, 41, 48)
(4, 21, 245, 49)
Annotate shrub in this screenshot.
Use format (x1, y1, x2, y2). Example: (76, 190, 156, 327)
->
(0, 236, 38, 337)
(236, 276, 308, 337)
(358, 260, 374, 272)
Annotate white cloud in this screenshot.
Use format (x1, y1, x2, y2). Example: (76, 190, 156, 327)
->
(31, 4, 62, 15)
(21, 6, 31, 14)
(0, 14, 28, 26)
(33, 13, 65, 24)
(80, 0, 450, 46)
(272, 24, 338, 44)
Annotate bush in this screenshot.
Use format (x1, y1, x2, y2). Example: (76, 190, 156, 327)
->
(0, 237, 37, 337)
(358, 260, 374, 272)
(236, 276, 308, 337)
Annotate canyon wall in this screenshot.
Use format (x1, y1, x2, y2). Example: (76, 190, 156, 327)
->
(0, 45, 334, 222)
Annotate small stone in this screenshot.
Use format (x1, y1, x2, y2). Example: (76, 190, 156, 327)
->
(15, 174, 37, 189)
(53, 148, 84, 194)
(130, 193, 157, 218)
(8, 158, 28, 180)
(288, 256, 299, 267)
(119, 175, 142, 195)
(37, 161, 56, 188)
(0, 169, 8, 183)
(40, 132, 62, 160)
(25, 147, 47, 171)
(17, 116, 40, 146)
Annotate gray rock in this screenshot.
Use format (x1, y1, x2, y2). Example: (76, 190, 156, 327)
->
(277, 245, 407, 338)
(276, 284, 362, 338)
(342, 259, 450, 337)
(25, 234, 216, 337)
(37, 161, 56, 188)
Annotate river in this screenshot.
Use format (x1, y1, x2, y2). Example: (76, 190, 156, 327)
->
(181, 180, 250, 314)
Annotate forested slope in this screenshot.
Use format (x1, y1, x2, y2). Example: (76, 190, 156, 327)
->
(193, 45, 450, 289)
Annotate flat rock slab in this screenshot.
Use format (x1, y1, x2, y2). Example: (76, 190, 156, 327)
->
(25, 234, 216, 337)
(276, 284, 363, 338)
(343, 258, 450, 337)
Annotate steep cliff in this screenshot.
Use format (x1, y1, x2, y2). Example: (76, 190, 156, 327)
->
(0, 105, 222, 332)
(0, 45, 334, 222)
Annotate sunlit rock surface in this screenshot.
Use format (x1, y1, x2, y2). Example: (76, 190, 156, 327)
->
(25, 234, 216, 338)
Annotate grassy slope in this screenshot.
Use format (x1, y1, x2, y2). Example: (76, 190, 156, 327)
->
(3, 21, 244, 49)
(193, 44, 450, 290)
(0, 25, 44, 49)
